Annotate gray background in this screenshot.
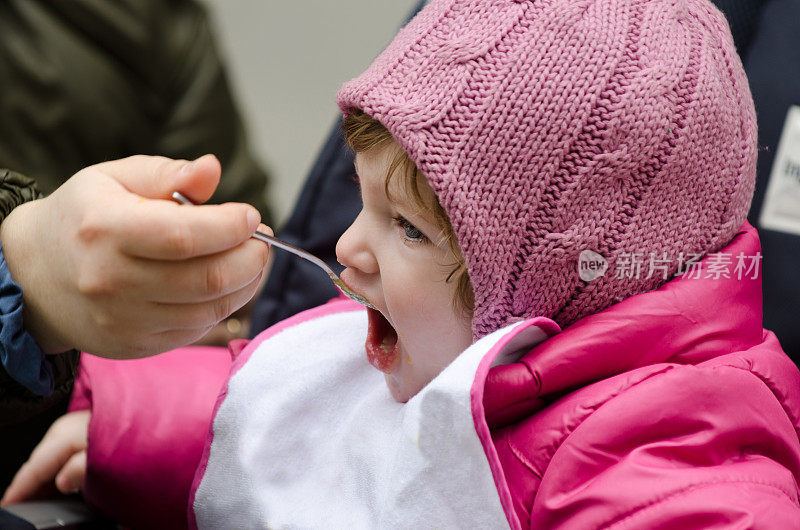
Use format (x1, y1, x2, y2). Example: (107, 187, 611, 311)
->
(204, 1, 419, 224)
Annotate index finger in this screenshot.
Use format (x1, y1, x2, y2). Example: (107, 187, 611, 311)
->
(1, 412, 89, 506)
(116, 199, 262, 260)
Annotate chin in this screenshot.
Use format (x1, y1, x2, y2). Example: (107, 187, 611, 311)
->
(385, 373, 417, 403)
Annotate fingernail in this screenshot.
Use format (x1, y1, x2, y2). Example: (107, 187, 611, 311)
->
(258, 223, 273, 236)
(246, 209, 261, 232)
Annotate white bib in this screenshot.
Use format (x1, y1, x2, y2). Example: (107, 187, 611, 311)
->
(192, 305, 549, 529)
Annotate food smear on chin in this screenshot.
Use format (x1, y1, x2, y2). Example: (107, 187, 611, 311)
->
(365, 308, 400, 374)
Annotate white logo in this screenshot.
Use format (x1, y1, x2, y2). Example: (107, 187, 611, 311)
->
(760, 105, 800, 236)
(578, 250, 608, 282)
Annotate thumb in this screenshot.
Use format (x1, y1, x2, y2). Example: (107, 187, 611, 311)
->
(92, 154, 222, 203)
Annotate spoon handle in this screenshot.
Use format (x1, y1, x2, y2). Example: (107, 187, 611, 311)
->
(249, 230, 336, 276)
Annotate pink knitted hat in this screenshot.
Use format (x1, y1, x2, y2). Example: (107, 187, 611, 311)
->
(337, 0, 756, 338)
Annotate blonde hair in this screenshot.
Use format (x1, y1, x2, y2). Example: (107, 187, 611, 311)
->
(342, 109, 474, 315)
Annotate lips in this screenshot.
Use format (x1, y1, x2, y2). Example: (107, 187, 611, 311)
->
(365, 307, 399, 374)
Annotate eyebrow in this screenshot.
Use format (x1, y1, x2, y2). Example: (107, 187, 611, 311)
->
(350, 169, 363, 204)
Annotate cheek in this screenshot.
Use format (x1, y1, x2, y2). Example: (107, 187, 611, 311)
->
(386, 266, 471, 366)
(383, 260, 446, 322)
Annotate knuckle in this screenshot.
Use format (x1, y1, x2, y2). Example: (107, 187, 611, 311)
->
(75, 211, 109, 246)
(91, 309, 114, 331)
(203, 260, 227, 297)
(74, 300, 118, 335)
(76, 267, 117, 297)
(165, 222, 196, 259)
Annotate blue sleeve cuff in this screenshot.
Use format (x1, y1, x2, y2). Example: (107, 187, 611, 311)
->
(0, 241, 54, 396)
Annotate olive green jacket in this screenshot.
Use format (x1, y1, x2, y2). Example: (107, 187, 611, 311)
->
(0, 0, 271, 426)
(0, 0, 271, 219)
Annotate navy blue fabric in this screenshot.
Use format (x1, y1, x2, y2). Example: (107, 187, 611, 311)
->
(713, 0, 767, 54)
(252, 0, 800, 365)
(250, 121, 359, 334)
(0, 243, 53, 395)
(724, 0, 800, 361)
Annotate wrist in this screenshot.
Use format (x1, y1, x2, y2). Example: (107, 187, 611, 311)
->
(0, 200, 71, 353)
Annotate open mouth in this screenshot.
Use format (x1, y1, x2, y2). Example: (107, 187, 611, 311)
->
(365, 307, 400, 374)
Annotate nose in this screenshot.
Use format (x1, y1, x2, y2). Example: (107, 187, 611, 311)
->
(336, 212, 379, 275)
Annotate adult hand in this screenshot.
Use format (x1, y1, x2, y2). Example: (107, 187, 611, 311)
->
(0, 155, 271, 357)
(0, 410, 90, 505)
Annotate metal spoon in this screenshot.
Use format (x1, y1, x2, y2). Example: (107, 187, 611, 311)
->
(171, 191, 375, 309)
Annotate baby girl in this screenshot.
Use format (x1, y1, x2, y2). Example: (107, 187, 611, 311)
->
(6, 0, 800, 528)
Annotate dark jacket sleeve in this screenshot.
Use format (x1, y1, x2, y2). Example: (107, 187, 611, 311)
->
(0, 169, 40, 220)
(737, 0, 800, 362)
(250, 121, 360, 333)
(0, 169, 79, 426)
(0, 0, 271, 223)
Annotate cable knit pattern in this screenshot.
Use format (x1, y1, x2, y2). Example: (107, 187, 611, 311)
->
(337, 0, 757, 338)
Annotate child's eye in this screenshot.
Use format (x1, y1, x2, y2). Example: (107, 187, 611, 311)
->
(393, 216, 427, 243)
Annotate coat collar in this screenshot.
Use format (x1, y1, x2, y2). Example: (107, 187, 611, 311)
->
(483, 222, 765, 427)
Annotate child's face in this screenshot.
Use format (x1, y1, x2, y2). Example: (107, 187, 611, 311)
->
(336, 141, 473, 403)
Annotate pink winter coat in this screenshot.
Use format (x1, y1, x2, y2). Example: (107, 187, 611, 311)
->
(70, 222, 800, 528)
(481, 223, 800, 528)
